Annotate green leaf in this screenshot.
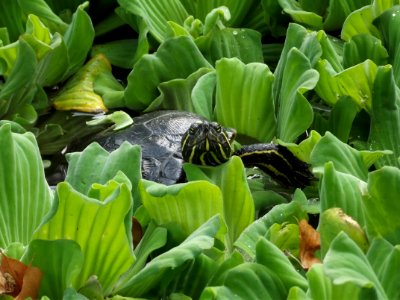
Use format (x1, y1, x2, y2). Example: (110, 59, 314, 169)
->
(235, 190, 309, 258)
(319, 208, 369, 257)
(184, 156, 254, 250)
(278, 0, 323, 29)
(66, 142, 141, 208)
(86, 111, 133, 131)
(267, 223, 300, 258)
(327, 96, 360, 142)
(18, 0, 68, 34)
(323, 0, 371, 31)
(315, 59, 377, 111)
(0, 2, 25, 42)
(367, 238, 400, 300)
(256, 238, 308, 291)
(191, 71, 216, 119)
(115, 215, 222, 297)
(62, 2, 95, 80)
(201, 261, 287, 300)
(364, 166, 400, 245)
(22, 239, 84, 300)
(146, 67, 213, 112)
(273, 23, 321, 102)
(189, 1, 259, 27)
(34, 181, 135, 294)
(34, 32, 69, 87)
(343, 34, 389, 68)
(310, 132, 385, 180)
(139, 179, 225, 241)
(93, 70, 126, 109)
(117, 0, 189, 42)
(196, 25, 264, 64)
(276, 48, 317, 142)
(324, 232, 387, 299)
(124, 36, 212, 111)
(0, 39, 37, 119)
(0, 124, 52, 248)
(374, 5, 400, 87)
(319, 162, 366, 226)
(301, 263, 368, 300)
(214, 57, 276, 142)
(91, 39, 137, 69)
(368, 65, 400, 168)
(127, 222, 167, 276)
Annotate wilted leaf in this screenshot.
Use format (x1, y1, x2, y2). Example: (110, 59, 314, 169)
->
(53, 54, 110, 113)
(299, 219, 321, 269)
(0, 252, 43, 300)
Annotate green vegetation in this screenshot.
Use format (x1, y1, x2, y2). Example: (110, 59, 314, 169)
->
(0, 1, 400, 299)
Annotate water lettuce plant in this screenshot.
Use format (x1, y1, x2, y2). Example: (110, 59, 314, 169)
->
(0, 0, 400, 299)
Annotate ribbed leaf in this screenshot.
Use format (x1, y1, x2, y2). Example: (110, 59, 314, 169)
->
(373, 6, 400, 87)
(0, 39, 37, 118)
(117, 0, 189, 42)
(256, 238, 308, 292)
(276, 48, 317, 142)
(315, 59, 377, 111)
(319, 162, 366, 226)
(214, 57, 276, 142)
(146, 67, 213, 112)
(343, 34, 389, 68)
(53, 54, 110, 113)
(66, 142, 141, 199)
(188, 0, 259, 26)
(324, 232, 387, 299)
(273, 23, 321, 102)
(311, 132, 386, 181)
(61, 2, 94, 80)
(33, 182, 134, 294)
(341, 0, 400, 42)
(139, 180, 225, 241)
(364, 167, 400, 245)
(22, 239, 84, 300)
(124, 36, 212, 110)
(323, 0, 370, 31)
(115, 215, 222, 297)
(368, 65, 400, 168)
(367, 238, 400, 300)
(235, 190, 309, 258)
(0, 124, 52, 248)
(184, 156, 254, 251)
(202, 261, 287, 300)
(278, 0, 323, 29)
(301, 263, 367, 300)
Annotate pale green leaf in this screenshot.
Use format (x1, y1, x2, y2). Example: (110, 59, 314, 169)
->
(364, 166, 400, 245)
(214, 57, 276, 142)
(34, 182, 134, 294)
(184, 156, 254, 250)
(115, 215, 222, 297)
(0, 125, 52, 248)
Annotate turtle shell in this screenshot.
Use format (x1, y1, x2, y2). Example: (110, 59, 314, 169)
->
(94, 110, 205, 185)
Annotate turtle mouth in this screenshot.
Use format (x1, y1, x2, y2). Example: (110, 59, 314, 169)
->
(181, 121, 233, 166)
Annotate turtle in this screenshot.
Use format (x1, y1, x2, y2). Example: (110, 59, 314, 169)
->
(86, 110, 313, 187)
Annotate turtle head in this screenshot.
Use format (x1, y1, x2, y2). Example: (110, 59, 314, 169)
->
(181, 121, 235, 166)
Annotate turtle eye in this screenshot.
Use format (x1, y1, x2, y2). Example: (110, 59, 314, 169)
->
(215, 124, 222, 133)
(189, 127, 195, 134)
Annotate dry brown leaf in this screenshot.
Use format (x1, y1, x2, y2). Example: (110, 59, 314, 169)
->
(0, 252, 43, 299)
(132, 217, 143, 248)
(299, 219, 321, 270)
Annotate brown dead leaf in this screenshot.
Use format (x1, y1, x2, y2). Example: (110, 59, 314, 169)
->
(132, 217, 143, 248)
(0, 252, 43, 299)
(299, 219, 321, 270)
